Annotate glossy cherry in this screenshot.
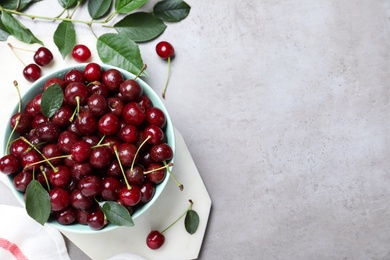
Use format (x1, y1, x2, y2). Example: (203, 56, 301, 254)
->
(33, 47, 53, 66)
(146, 230, 165, 250)
(23, 63, 42, 82)
(72, 44, 91, 62)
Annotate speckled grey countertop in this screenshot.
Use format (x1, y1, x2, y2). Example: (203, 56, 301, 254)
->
(1, 1, 390, 259)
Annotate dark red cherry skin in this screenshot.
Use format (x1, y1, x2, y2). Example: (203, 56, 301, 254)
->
(25, 100, 40, 117)
(35, 121, 61, 142)
(122, 102, 146, 126)
(78, 175, 102, 197)
(83, 62, 102, 82)
(70, 162, 93, 180)
(146, 230, 165, 250)
(75, 110, 98, 135)
(156, 41, 175, 59)
(125, 165, 144, 186)
(146, 107, 167, 128)
(70, 140, 91, 163)
(64, 68, 85, 84)
(88, 94, 108, 117)
(77, 209, 92, 225)
(21, 150, 42, 171)
(32, 93, 43, 114)
(57, 130, 80, 154)
(150, 143, 173, 162)
(101, 69, 124, 92)
(10, 112, 32, 134)
(31, 115, 48, 129)
(101, 177, 121, 201)
(119, 79, 143, 102)
(71, 189, 94, 210)
(119, 186, 141, 207)
(138, 95, 153, 111)
(107, 97, 124, 117)
(13, 171, 32, 192)
(33, 47, 53, 66)
(117, 143, 138, 167)
(98, 112, 120, 136)
(118, 124, 138, 143)
(144, 125, 164, 145)
(51, 106, 73, 128)
(9, 139, 30, 158)
(49, 187, 70, 212)
(87, 209, 106, 230)
(44, 77, 66, 90)
(145, 163, 166, 184)
(56, 207, 77, 225)
(140, 181, 156, 203)
(49, 165, 72, 187)
(23, 63, 42, 82)
(88, 82, 110, 98)
(64, 82, 89, 106)
(89, 146, 113, 169)
(72, 44, 91, 62)
(0, 154, 21, 175)
(42, 143, 64, 166)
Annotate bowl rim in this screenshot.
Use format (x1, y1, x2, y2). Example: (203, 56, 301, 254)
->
(3, 63, 175, 234)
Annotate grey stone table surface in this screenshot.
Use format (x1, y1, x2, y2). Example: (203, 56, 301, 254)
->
(1, 0, 390, 259)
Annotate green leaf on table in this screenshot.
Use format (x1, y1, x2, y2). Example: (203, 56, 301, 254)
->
(153, 0, 191, 22)
(0, 0, 42, 11)
(114, 12, 167, 42)
(184, 209, 199, 234)
(25, 180, 51, 226)
(114, 0, 149, 14)
(0, 10, 43, 45)
(97, 33, 147, 76)
(41, 84, 64, 118)
(88, 0, 112, 19)
(101, 201, 134, 227)
(54, 20, 76, 58)
(0, 19, 10, 41)
(57, 0, 77, 8)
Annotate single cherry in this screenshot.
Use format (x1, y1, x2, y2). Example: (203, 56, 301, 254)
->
(23, 63, 42, 82)
(146, 230, 165, 250)
(72, 44, 92, 62)
(156, 41, 175, 99)
(33, 47, 53, 66)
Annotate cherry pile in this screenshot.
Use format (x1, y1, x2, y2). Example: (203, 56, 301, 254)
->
(0, 62, 173, 229)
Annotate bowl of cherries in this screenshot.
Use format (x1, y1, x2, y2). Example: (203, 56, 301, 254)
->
(0, 62, 175, 233)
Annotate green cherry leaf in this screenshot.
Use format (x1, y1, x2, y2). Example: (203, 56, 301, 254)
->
(0, 19, 10, 41)
(25, 180, 51, 226)
(153, 0, 191, 22)
(57, 0, 77, 8)
(184, 209, 199, 235)
(114, 0, 149, 14)
(101, 201, 134, 227)
(114, 12, 167, 43)
(0, 10, 43, 45)
(53, 20, 76, 59)
(0, 0, 42, 11)
(41, 84, 64, 118)
(97, 33, 147, 76)
(88, 0, 112, 19)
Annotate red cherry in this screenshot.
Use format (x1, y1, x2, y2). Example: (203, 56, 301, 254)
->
(156, 41, 174, 59)
(23, 63, 42, 82)
(146, 230, 165, 250)
(72, 44, 91, 62)
(34, 47, 53, 66)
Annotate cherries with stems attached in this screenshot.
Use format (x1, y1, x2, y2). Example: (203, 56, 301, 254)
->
(146, 199, 194, 250)
(156, 41, 175, 99)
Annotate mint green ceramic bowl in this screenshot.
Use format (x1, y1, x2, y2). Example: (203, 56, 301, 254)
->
(3, 63, 175, 234)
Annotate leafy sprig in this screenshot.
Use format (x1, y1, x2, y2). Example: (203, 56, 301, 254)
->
(0, 0, 191, 75)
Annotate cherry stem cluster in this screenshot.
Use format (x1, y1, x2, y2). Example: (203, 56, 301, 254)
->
(161, 199, 193, 234)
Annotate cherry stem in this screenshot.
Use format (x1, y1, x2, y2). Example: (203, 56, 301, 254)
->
(164, 160, 183, 191)
(161, 199, 194, 234)
(162, 57, 171, 99)
(130, 136, 150, 172)
(133, 64, 147, 80)
(13, 80, 22, 113)
(8, 43, 26, 67)
(69, 96, 81, 122)
(24, 154, 69, 170)
(20, 136, 58, 172)
(113, 145, 131, 190)
(40, 166, 51, 191)
(143, 162, 174, 175)
(5, 115, 20, 155)
(7, 43, 35, 53)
